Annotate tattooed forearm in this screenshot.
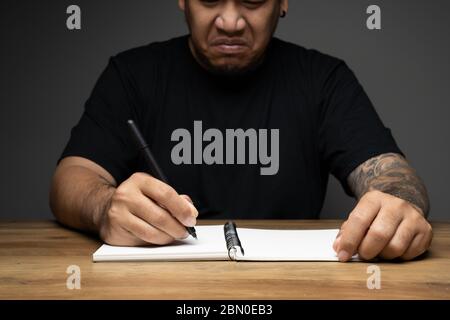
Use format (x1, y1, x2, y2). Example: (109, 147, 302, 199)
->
(347, 153, 430, 217)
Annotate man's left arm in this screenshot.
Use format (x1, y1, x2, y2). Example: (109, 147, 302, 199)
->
(333, 152, 433, 262)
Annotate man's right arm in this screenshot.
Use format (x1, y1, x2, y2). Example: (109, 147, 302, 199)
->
(49, 157, 117, 234)
(49, 156, 198, 246)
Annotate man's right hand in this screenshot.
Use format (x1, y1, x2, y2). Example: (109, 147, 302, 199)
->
(99, 172, 198, 246)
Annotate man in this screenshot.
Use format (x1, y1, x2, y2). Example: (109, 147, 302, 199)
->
(50, 0, 432, 262)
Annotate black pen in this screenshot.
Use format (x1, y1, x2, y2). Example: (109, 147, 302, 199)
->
(127, 119, 197, 239)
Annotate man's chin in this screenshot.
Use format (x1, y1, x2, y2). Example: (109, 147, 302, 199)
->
(208, 63, 253, 76)
(204, 55, 265, 76)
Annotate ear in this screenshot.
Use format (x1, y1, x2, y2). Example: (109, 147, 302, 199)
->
(280, 0, 288, 15)
(178, 0, 186, 11)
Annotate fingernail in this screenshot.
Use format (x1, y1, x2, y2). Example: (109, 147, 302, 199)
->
(186, 216, 196, 227)
(338, 250, 351, 262)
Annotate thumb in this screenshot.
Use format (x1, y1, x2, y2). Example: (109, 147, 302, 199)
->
(333, 220, 347, 252)
(333, 233, 342, 252)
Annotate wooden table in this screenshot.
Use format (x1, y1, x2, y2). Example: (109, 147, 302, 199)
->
(0, 220, 449, 299)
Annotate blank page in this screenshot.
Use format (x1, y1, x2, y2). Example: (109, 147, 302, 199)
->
(235, 228, 355, 261)
(93, 225, 228, 262)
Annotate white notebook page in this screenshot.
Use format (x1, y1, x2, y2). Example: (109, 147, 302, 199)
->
(93, 225, 356, 262)
(93, 225, 228, 262)
(235, 228, 342, 261)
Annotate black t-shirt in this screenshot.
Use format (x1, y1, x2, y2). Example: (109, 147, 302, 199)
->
(60, 35, 403, 219)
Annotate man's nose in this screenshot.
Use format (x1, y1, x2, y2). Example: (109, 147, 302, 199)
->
(215, 5, 246, 34)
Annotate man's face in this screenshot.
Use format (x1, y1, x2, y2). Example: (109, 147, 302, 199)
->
(179, 0, 288, 75)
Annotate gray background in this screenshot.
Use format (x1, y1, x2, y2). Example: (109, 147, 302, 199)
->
(1, 0, 449, 221)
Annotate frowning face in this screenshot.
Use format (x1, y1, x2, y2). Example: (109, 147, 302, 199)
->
(179, 0, 288, 75)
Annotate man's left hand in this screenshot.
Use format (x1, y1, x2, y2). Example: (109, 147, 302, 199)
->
(333, 190, 433, 262)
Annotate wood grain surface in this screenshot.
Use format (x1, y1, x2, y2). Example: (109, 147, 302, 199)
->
(0, 220, 449, 299)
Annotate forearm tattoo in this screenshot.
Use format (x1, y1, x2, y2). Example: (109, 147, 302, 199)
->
(347, 153, 430, 217)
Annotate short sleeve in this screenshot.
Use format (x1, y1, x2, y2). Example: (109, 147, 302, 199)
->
(59, 57, 142, 183)
(317, 60, 404, 197)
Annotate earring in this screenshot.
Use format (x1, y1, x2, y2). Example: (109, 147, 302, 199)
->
(280, 10, 286, 18)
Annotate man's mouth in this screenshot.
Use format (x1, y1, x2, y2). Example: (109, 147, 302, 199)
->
(210, 38, 249, 54)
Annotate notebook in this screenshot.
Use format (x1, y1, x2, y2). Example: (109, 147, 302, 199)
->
(92, 222, 359, 262)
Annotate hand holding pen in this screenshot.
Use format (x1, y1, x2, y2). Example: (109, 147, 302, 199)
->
(127, 120, 198, 240)
(97, 120, 198, 246)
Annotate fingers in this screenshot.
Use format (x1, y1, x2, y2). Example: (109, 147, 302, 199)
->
(123, 213, 175, 246)
(129, 193, 189, 240)
(357, 207, 403, 260)
(101, 206, 176, 246)
(100, 221, 145, 247)
(400, 222, 433, 260)
(180, 194, 193, 204)
(332, 220, 347, 252)
(335, 190, 434, 262)
(336, 193, 381, 261)
(378, 220, 415, 260)
(133, 173, 198, 227)
(102, 172, 199, 246)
